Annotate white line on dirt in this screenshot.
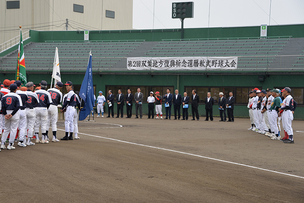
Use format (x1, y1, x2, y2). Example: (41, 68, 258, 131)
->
(58, 128, 304, 180)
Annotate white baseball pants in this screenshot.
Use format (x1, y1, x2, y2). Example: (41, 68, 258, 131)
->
(35, 107, 48, 134)
(282, 110, 294, 136)
(26, 108, 36, 138)
(269, 110, 279, 134)
(252, 109, 260, 129)
(257, 110, 268, 131)
(73, 108, 78, 137)
(97, 104, 104, 113)
(18, 109, 27, 141)
(155, 105, 162, 115)
(264, 111, 271, 130)
(65, 106, 76, 132)
(0, 114, 4, 133)
(1, 110, 20, 145)
(249, 109, 254, 124)
(47, 105, 58, 131)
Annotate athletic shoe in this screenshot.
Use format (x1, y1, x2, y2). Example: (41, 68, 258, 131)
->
(75, 137, 80, 140)
(27, 141, 35, 146)
(41, 140, 49, 144)
(36, 139, 40, 144)
(7, 145, 15, 150)
(251, 127, 256, 131)
(271, 135, 281, 140)
(97, 115, 100, 117)
(1, 144, 6, 149)
(260, 131, 266, 135)
(52, 138, 60, 142)
(265, 132, 270, 136)
(155, 116, 159, 119)
(283, 139, 294, 144)
(160, 116, 163, 119)
(102, 115, 104, 118)
(248, 127, 253, 130)
(18, 142, 27, 147)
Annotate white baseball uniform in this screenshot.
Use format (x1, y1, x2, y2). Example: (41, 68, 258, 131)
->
(25, 91, 39, 140)
(281, 95, 294, 136)
(97, 95, 106, 114)
(16, 90, 28, 142)
(47, 88, 63, 132)
(251, 96, 260, 130)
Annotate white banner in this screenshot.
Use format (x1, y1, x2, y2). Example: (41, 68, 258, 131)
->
(260, 24, 267, 37)
(127, 57, 238, 70)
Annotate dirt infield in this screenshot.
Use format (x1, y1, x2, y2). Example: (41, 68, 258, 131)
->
(1, 116, 304, 203)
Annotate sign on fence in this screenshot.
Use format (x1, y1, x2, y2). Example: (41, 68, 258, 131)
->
(127, 57, 238, 70)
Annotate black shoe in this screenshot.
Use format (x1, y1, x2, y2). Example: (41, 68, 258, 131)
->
(135, 116, 138, 119)
(116, 116, 119, 118)
(107, 116, 110, 118)
(205, 119, 208, 121)
(227, 120, 232, 122)
(69, 136, 73, 140)
(174, 118, 177, 120)
(165, 118, 168, 119)
(61, 136, 68, 140)
(192, 119, 195, 120)
(283, 139, 294, 144)
(219, 120, 224, 122)
(182, 119, 185, 120)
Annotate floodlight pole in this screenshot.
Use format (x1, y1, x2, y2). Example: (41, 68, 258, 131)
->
(181, 18, 185, 39)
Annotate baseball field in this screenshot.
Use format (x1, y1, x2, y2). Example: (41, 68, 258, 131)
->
(1, 117, 304, 203)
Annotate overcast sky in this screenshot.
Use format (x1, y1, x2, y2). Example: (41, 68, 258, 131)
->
(133, 0, 304, 29)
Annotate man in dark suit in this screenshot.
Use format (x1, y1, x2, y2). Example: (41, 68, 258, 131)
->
(107, 90, 114, 118)
(191, 89, 199, 121)
(182, 92, 190, 120)
(126, 88, 133, 118)
(218, 92, 226, 122)
(205, 92, 214, 121)
(163, 88, 172, 119)
(226, 91, 235, 122)
(173, 89, 182, 120)
(116, 89, 124, 118)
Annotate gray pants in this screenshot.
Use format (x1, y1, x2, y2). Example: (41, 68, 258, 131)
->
(136, 103, 142, 118)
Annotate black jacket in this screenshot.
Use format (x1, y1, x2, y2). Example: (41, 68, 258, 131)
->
(218, 97, 226, 109)
(182, 96, 189, 104)
(126, 93, 133, 104)
(173, 94, 182, 105)
(226, 96, 235, 110)
(116, 93, 124, 104)
(191, 94, 199, 107)
(107, 94, 114, 103)
(205, 97, 214, 109)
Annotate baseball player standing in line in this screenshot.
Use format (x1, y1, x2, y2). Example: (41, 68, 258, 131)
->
(250, 90, 260, 132)
(96, 91, 105, 117)
(257, 90, 268, 134)
(269, 89, 282, 140)
(46, 81, 63, 142)
(279, 87, 295, 144)
(0, 79, 11, 135)
(25, 82, 39, 146)
(247, 91, 255, 131)
(61, 81, 79, 140)
(15, 81, 28, 147)
(1, 83, 22, 150)
(0, 89, 4, 135)
(34, 80, 52, 144)
(265, 89, 274, 137)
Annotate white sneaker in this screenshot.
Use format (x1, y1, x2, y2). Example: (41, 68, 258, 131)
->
(260, 131, 266, 135)
(160, 116, 163, 119)
(265, 132, 270, 136)
(97, 115, 100, 117)
(18, 142, 27, 147)
(248, 126, 253, 130)
(27, 141, 35, 146)
(102, 115, 104, 118)
(252, 127, 256, 131)
(156, 116, 159, 119)
(36, 139, 40, 144)
(1, 144, 6, 149)
(7, 145, 15, 150)
(41, 140, 49, 144)
(52, 138, 60, 142)
(75, 137, 80, 140)
(271, 135, 281, 140)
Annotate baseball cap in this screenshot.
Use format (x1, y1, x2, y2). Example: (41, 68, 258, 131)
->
(272, 89, 279, 94)
(155, 91, 160, 94)
(10, 80, 15, 85)
(40, 80, 47, 86)
(26, 82, 35, 88)
(15, 80, 22, 87)
(150, 91, 153, 94)
(261, 90, 267, 94)
(256, 90, 261, 93)
(9, 83, 17, 91)
(65, 81, 73, 86)
(3, 79, 11, 87)
(283, 87, 291, 93)
(20, 87, 27, 91)
(219, 92, 224, 95)
(99, 91, 103, 94)
(56, 81, 63, 87)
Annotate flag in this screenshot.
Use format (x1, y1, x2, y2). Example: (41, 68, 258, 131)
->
(79, 52, 95, 121)
(51, 47, 61, 87)
(16, 26, 27, 84)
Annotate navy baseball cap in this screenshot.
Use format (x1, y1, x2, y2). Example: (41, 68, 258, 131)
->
(65, 81, 73, 86)
(15, 80, 22, 87)
(56, 81, 63, 87)
(261, 90, 267, 94)
(40, 80, 47, 86)
(9, 83, 18, 91)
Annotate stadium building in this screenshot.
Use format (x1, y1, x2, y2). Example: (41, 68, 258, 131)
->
(0, 24, 304, 118)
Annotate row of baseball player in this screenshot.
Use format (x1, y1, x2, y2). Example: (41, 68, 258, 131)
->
(247, 87, 296, 144)
(0, 79, 80, 151)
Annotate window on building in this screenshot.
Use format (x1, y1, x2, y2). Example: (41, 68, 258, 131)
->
(184, 86, 259, 104)
(7, 1, 20, 9)
(73, 4, 84, 13)
(105, 10, 115, 19)
(290, 88, 303, 105)
(105, 85, 174, 103)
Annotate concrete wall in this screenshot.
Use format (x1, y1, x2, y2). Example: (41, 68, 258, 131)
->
(0, 0, 133, 45)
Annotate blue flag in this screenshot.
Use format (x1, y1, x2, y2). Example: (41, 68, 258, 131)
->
(79, 52, 95, 121)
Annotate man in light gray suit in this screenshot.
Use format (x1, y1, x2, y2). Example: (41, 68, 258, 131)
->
(134, 87, 143, 119)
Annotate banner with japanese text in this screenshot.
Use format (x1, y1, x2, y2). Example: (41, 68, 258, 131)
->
(127, 57, 238, 70)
